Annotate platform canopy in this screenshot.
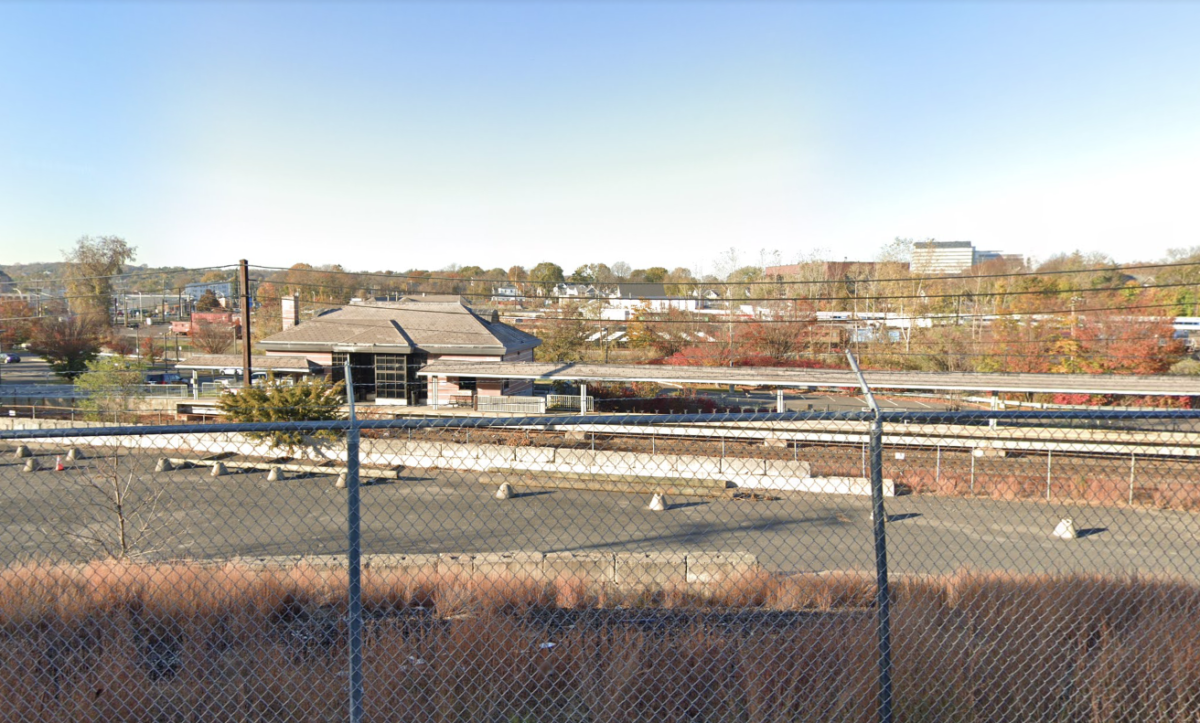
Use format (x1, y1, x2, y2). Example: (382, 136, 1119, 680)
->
(176, 355, 322, 374)
(417, 360, 1200, 397)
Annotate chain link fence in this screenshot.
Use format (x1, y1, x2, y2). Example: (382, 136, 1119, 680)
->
(2, 405, 1200, 721)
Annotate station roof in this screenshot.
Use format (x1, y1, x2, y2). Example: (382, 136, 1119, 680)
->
(417, 360, 1200, 397)
(257, 298, 541, 356)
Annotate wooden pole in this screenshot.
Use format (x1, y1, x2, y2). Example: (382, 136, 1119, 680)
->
(240, 259, 252, 388)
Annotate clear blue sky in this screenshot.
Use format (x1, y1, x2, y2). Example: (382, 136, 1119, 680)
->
(1, 1, 1198, 273)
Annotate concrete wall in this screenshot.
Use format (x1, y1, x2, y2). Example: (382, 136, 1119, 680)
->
(2, 425, 889, 495)
(235, 550, 760, 592)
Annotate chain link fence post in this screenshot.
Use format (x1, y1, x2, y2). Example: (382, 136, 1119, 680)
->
(344, 360, 365, 723)
(847, 351, 894, 723)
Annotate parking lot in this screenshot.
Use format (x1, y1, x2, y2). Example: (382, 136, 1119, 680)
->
(1, 448, 1196, 579)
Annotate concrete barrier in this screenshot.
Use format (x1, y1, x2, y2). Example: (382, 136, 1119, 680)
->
(206, 551, 760, 593)
(438, 553, 475, 578)
(473, 551, 545, 580)
(6, 430, 872, 495)
(686, 552, 761, 586)
(367, 553, 440, 578)
(544, 551, 617, 583)
(615, 552, 686, 589)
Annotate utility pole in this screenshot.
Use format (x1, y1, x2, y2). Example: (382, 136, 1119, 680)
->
(240, 259, 252, 388)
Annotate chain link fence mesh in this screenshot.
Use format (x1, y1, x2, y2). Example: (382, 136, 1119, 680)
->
(2, 408, 1200, 721)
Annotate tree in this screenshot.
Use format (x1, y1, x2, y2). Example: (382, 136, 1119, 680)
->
(738, 309, 815, 361)
(568, 265, 596, 284)
(28, 316, 105, 379)
(139, 336, 164, 365)
(0, 298, 37, 349)
(106, 331, 137, 357)
(63, 235, 137, 323)
(195, 289, 222, 312)
(641, 267, 668, 283)
(192, 320, 237, 354)
(627, 307, 712, 359)
(218, 378, 346, 454)
(76, 356, 147, 423)
(253, 281, 282, 342)
(51, 451, 174, 559)
(529, 262, 565, 294)
(535, 306, 591, 362)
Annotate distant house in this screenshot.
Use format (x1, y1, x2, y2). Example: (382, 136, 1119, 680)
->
(551, 283, 599, 299)
(0, 268, 14, 294)
(606, 283, 699, 313)
(257, 296, 541, 405)
(491, 284, 521, 302)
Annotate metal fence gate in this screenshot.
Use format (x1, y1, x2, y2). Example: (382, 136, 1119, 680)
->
(2, 406, 1200, 722)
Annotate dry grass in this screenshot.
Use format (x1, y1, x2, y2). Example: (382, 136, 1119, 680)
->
(2, 561, 1200, 721)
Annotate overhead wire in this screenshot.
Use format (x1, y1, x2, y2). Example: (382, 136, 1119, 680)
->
(250, 257, 1200, 288)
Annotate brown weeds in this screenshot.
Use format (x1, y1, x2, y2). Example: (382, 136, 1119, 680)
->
(2, 562, 1200, 721)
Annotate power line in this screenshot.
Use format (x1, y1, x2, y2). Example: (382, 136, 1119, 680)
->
(9, 264, 236, 287)
(274, 294, 1194, 326)
(263, 276, 1200, 306)
(251, 258, 1200, 288)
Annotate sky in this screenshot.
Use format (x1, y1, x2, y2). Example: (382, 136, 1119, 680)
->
(1, 1, 1199, 274)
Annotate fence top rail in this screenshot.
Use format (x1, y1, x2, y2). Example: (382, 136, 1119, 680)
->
(2, 408, 1200, 440)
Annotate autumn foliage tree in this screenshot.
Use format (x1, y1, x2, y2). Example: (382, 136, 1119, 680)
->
(535, 305, 591, 362)
(28, 316, 106, 379)
(0, 298, 36, 349)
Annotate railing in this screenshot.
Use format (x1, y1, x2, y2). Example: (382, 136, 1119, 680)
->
(475, 394, 548, 414)
(546, 393, 595, 412)
(139, 383, 192, 398)
(0, 383, 192, 399)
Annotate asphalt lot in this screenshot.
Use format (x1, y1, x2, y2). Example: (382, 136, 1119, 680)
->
(1, 449, 1198, 579)
(0, 356, 56, 385)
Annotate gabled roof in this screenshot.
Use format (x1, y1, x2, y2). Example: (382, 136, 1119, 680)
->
(610, 283, 668, 299)
(258, 298, 541, 355)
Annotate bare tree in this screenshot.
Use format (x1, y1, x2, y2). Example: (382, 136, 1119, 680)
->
(53, 452, 175, 560)
(192, 320, 237, 354)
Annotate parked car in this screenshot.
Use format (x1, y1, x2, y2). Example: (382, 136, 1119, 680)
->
(145, 372, 184, 385)
(1, 353, 19, 363)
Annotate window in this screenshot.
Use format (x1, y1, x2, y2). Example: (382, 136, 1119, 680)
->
(375, 354, 407, 400)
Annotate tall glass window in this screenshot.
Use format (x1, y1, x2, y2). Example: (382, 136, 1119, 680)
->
(375, 354, 407, 400)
